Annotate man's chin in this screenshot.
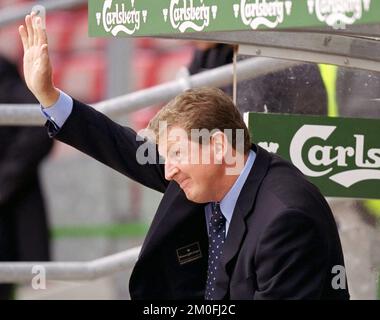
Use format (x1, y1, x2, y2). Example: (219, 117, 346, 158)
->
(183, 190, 196, 202)
(183, 189, 208, 204)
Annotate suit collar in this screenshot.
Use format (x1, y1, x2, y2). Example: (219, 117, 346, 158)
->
(219, 149, 256, 231)
(233, 144, 272, 221)
(214, 144, 272, 299)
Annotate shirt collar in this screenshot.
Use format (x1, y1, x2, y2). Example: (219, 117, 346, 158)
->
(218, 149, 256, 225)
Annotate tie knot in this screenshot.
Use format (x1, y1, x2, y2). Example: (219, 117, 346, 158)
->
(209, 202, 225, 229)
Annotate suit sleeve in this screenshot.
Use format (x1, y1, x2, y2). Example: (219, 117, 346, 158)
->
(253, 210, 329, 299)
(0, 127, 53, 206)
(48, 98, 168, 193)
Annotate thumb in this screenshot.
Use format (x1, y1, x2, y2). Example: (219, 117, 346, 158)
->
(39, 44, 51, 67)
(40, 43, 48, 55)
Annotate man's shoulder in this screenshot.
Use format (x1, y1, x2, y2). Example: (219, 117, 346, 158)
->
(254, 151, 330, 220)
(248, 166, 332, 246)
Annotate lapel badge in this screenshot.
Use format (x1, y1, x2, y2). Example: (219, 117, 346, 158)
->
(176, 242, 202, 265)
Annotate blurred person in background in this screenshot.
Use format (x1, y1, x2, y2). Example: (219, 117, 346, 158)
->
(0, 55, 52, 300)
(188, 42, 327, 115)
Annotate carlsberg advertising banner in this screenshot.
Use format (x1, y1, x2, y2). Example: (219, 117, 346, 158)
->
(247, 113, 380, 199)
(88, 0, 380, 37)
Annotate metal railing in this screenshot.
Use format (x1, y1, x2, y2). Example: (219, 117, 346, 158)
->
(0, 57, 300, 125)
(0, 198, 345, 284)
(0, 246, 141, 283)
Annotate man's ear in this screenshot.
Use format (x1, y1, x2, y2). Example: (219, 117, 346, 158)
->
(211, 131, 227, 163)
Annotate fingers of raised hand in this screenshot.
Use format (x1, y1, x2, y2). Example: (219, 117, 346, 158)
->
(18, 25, 29, 51)
(20, 12, 47, 51)
(35, 17, 48, 47)
(25, 13, 34, 47)
(33, 15, 39, 46)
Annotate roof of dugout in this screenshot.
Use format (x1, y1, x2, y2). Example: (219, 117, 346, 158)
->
(88, 0, 380, 71)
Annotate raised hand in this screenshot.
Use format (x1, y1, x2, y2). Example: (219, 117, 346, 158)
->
(18, 12, 59, 107)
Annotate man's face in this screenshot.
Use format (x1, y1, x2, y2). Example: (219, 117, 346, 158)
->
(158, 126, 223, 203)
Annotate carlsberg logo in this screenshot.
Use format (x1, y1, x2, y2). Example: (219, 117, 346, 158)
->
(233, 0, 293, 29)
(290, 125, 380, 188)
(163, 0, 218, 33)
(307, 0, 371, 29)
(96, 0, 147, 36)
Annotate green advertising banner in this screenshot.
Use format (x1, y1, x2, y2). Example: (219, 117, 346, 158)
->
(88, 0, 380, 37)
(247, 112, 380, 199)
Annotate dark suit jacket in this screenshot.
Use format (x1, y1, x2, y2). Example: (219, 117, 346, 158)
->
(0, 58, 52, 263)
(47, 99, 349, 300)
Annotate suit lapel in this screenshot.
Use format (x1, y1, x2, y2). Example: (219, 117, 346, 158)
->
(214, 145, 272, 299)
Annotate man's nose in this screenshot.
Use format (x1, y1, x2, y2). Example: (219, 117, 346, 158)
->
(165, 161, 179, 181)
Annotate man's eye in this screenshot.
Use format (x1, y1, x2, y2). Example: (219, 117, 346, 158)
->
(169, 149, 180, 158)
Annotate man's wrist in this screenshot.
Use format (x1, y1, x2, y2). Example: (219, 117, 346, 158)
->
(39, 90, 73, 129)
(39, 87, 60, 108)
